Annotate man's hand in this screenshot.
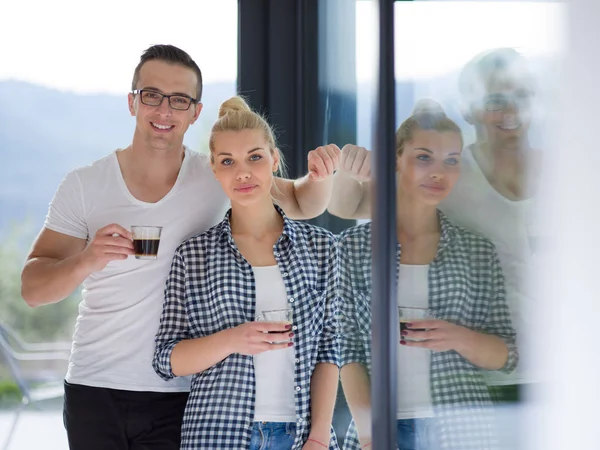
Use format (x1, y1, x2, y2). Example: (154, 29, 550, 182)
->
(80, 224, 134, 272)
(339, 144, 371, 182)
(308, 144, 341, 181)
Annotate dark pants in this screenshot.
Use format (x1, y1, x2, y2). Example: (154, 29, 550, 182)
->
(63, 381, 188, 450)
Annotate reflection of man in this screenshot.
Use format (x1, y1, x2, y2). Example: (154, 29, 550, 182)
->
(20, 45, 340, 450)
(329, 48, 540, 399)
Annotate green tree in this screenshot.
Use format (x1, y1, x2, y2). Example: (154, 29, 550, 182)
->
(0, 221, 79, 343)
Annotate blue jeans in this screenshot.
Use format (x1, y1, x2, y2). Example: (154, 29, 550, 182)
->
(249, 422, 296, 450)
(397, 418, 439, 450)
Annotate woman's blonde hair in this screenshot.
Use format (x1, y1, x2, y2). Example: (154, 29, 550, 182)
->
(209, 96, 287, 177)
(396, 99, 463, 156)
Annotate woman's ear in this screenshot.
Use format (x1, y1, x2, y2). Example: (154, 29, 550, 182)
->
(272, 148, 281, 173)
(396, 154, 403, 173)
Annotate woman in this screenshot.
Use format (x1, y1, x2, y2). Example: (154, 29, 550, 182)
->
(338, 101, 518, 450)
(152, 96, 340, 450)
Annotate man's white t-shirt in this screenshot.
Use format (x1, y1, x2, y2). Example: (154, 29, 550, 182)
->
(44, 148, 229, 392)
(440, 145, 538, 386)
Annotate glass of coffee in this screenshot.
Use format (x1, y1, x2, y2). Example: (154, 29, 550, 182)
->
(257, 308, 293, 344)
(398, 306, 434, 342)
(131, 226, 163, 260)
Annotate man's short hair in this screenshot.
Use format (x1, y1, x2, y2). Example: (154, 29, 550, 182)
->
(458, 48, 534, 111)
(132, 44, 203, 101)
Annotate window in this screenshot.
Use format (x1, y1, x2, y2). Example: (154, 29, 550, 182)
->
(0, 2, 237, 448)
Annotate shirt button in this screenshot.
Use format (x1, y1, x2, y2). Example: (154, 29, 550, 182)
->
(275, 252, 281, 257)
(295, 358, 300, 364)
(283, 272, 289, 277)
(298, 418, 304, 423)
(292, 326, 298, 331)
(295, 386, 301, 391)
(289, 298, 295, 303)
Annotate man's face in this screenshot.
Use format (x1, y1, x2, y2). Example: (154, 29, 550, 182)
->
(128, 60, 202, 151)
(470, 68, 535, 151)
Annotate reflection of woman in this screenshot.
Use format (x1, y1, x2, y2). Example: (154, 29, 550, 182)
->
(338, 102, 518, 450)
(152, 97, 340, 450)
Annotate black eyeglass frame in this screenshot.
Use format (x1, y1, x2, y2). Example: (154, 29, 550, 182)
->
(131, 89, 199, 111)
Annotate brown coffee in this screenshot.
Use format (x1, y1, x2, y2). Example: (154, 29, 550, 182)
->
(133, 238, 160, 257)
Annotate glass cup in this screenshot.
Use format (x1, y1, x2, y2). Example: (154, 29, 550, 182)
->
(131, 226, 163, 260)
(398, 306, 434, 342)
(257, 308, 293, 344)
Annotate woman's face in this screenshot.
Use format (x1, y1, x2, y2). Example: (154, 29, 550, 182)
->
(396, 129, 462, 206)
(211, 129, 279, 207)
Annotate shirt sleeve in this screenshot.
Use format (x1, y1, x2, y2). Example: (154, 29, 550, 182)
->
(43, 169, 89, 240)
(316, 237, 341, 366)
(482, 247, 519, 374)
(153, 249, 190, 381)
(338, 236, 368, 367)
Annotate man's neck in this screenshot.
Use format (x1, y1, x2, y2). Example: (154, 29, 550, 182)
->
(471, 141, 539, 200)
(473, 140, 530, 175)
(122, 136, 186, 185)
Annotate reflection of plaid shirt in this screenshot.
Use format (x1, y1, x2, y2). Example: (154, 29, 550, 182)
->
(339, 212, 518, 450)
(153, 206, 340, 450)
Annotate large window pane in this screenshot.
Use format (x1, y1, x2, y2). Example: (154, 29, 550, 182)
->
(342, 1, 565, 449)
(0, 2, 237, 449)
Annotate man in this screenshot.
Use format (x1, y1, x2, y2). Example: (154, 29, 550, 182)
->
(21, 44, 340, 450)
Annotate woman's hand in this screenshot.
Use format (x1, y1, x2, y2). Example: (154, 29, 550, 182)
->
(226, 322, 293, 356)
(401, 319, 475, 353)
(401, 319, 510, 370)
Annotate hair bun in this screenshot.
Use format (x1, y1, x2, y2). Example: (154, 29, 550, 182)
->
(218, 96, 252, 118)
(412, 98, 446, 116)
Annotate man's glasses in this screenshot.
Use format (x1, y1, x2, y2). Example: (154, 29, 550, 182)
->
(132, 89, 198, 111)
(481, 89, 534, 112)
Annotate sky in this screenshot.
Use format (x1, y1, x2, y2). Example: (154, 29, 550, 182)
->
(0, 0, 565, 94)
(357, 1, 566, 83)
(0, 0, 238, 94)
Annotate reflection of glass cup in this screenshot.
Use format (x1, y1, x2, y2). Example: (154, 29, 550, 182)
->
(398, 306, 433, 342)
(131, 226, 163, 260)
(257, 308, 293, 344)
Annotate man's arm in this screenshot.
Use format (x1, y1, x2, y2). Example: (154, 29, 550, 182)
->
(327, 144, 372, 220)
(272, 144, 341, 220)
(21, 224, 134, 307)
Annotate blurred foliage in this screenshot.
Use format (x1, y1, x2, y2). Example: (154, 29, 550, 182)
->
(0, 221, 79, 342)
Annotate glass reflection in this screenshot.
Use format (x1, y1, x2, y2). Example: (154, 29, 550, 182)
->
(335, 104, 518, 449)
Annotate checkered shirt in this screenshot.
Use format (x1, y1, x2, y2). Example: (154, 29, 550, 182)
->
(338, 211, 518, 450)
(153, 206, 340, 450)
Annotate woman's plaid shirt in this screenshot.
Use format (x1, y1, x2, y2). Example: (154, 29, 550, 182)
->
(339, 212, 518, 450)
(153, 207, 340, 450)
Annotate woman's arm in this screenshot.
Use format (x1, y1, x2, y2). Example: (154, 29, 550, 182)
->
(337, 231, 372, 446)
(340, 363, 372, 447)
(403, 247, 518, 372)
(153, 250, 293, 379)
(153, 250, 193, 380)
(307, 363, 339, 446)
